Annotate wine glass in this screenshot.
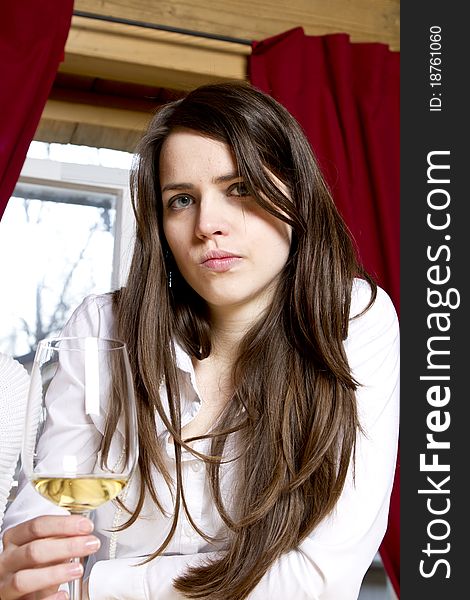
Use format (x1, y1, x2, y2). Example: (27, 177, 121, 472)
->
(21, 336, 139, 600)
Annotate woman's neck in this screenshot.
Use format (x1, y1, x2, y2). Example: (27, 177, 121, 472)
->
(207, 308, 257, 360)
(189, 303, 265, 416)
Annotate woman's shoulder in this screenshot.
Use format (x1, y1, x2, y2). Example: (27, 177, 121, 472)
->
(67, 292, 115, 321)
(61, 292, 116, 338)
(345, 280, 400, 429)
(347, 278, 399, 344)
(350, 278, 397, 321)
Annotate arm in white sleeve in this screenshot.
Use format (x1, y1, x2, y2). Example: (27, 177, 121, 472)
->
(88, 282, 399, 600)
(88, 549, 319, 600)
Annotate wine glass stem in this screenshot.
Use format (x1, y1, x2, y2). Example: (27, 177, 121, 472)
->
(69, 510, 91, 600)
(70, 556, 86, 600)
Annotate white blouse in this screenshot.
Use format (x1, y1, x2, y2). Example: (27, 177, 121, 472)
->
(1, 279, 400, 600)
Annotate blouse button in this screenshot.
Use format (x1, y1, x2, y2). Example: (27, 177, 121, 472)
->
(191, 461, 202, 472)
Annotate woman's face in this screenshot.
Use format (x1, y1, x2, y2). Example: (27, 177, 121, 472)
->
(160, 129, 291, 319)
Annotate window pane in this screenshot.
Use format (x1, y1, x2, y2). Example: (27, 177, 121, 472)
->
(0, 184, 116, 360)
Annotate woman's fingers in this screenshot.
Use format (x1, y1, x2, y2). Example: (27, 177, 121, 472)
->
(0, 516, 99, 600)
(0, 560, 82, 599)
(2, 515, 93, 547)
(5, 534, 100, 573)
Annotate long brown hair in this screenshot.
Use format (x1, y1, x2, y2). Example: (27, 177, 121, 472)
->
(110, 82, 376, 599)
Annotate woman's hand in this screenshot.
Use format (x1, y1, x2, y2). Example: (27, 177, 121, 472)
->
(0, 514, 100, 599)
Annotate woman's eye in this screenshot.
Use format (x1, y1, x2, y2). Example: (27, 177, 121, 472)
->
(169, 195, 193, 209)
(229, 182, 250, 197)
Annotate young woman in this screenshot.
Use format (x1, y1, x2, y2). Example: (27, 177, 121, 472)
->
(0, 82, 399, 600)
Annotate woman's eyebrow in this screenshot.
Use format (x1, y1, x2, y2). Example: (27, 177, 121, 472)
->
(212, 172, 241, 184)
(161, 173, 241, 193)
(161, 182, 194, 193)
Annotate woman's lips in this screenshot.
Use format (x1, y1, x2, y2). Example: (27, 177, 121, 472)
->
(200, 252, 242, 272)
(201, 256, 242, 272)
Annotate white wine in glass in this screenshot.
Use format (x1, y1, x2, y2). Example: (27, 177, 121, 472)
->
(21, 336, 139, 600)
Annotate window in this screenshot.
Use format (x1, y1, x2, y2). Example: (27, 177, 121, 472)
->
(0, 143, 134, 362)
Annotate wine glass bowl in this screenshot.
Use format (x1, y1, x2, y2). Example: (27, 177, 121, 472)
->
(21, 336, 138, 598)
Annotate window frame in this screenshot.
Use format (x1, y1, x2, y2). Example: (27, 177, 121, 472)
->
(18, 156, 135, 289)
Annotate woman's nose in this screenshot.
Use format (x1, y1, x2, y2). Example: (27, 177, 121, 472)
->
(194, 197, 230, 239)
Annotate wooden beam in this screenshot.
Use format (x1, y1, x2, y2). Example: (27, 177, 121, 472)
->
(35, 97, 153, 152)
(41, 98, 150, 132)
(61, 15, 250, 91)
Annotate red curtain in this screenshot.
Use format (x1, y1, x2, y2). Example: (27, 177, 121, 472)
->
(249, 27, 400, 597)
(0, 0, 74, 218)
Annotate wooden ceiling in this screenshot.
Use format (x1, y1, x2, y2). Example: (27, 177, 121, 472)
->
(35, 0, 400, 153)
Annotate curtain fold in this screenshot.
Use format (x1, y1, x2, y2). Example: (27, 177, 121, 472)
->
(0, 0, 74, 218)
(249, 27, 400, 597)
